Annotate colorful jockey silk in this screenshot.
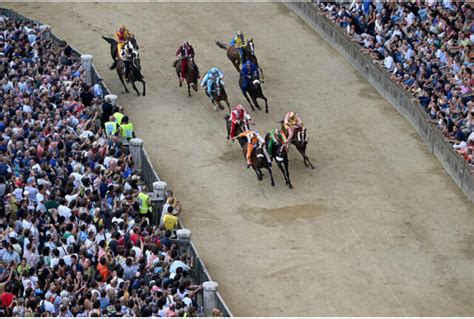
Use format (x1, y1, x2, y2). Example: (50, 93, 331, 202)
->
(200, 67, 224, 96)
(240, 60, 259, 93)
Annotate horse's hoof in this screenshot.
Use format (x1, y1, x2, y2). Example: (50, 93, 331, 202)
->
(271, 182, 275, 187)
(179, 83, 182, 87)
(142, 93, 146, 96)
(265, 110, 269, 114)
(289, 184, 294, 189)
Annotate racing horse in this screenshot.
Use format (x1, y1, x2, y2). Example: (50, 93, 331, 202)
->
(281, 125, 315, 169)
(266, 134, 293, 189)
(174, 56, 199, 97)
(209, 78, 230, 112)
(102, 36, 146, 96)
(225, 115, 249, 142)
(215, 38, 264, 79)
(241, 141, 275, 187)
(239, 74, 269, 113)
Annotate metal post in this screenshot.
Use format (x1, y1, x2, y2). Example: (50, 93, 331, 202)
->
(202, 281, 219, 316)
(81, 54, 93, 84)
(129, 138, 144, 173)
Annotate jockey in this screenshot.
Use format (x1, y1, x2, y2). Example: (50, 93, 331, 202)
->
(232, 129, 271, 168)
(200, 67, 224, 98)
(268, 128, 288, 156)
(240, 60, 259, 94)
(115, 25, 133, 59)
(283, 111, 304, 142)
(229, 104, 251, 140)
(229, 31, 247, 63)
(176, 41, 195, 81)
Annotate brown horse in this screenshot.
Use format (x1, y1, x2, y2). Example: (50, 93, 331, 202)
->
(281, 125, 315, 169)
(241, 142, 275, 187)
(174, 56, 199, 97)
(102, 36, 146, 96)
(215, 39, 264, 79)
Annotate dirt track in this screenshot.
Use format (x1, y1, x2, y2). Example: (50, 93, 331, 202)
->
(3, 2, 474, 316)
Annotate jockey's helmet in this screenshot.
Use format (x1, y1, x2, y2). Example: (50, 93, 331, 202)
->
(288, 111, 295, 119)
(183, 41, 189, 47)
(120, 25, 126, 31)
(211, 68, 218, 76)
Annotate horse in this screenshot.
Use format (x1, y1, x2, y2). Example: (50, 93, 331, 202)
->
(215, 38, 264, 79)
(225, 115, 249, 143)
(241, 142, 275, 187)
(209, 78, 230, 112)
(282, 125, 315, 169)
(239, 74, 268, 113)
(102, 35, 139, 64)
(174, 56, 199, 97)
(266, 134, 293, 189)
(102, 36, 146, 96)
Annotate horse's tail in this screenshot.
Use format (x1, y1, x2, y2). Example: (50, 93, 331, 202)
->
(102, 36, 116, 45)
(215, 40, 228, 50)
(110, 61, 117, 70)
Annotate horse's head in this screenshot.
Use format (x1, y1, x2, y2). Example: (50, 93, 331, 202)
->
(128, 36, 139, 51)
(131, 53, 141, 71)
(252, 78, 261, 90)
(187, 56, 195, 70)
(247, 38, 255, 56)
(293, 127, 308, 149)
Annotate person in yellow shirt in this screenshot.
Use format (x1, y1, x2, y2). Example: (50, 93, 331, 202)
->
(162, 206, 178, 231)
(120, 116, 135, 140)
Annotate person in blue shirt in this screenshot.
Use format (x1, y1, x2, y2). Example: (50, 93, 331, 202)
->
(200, 67, 224, 98)
(240, 60, 259, 94)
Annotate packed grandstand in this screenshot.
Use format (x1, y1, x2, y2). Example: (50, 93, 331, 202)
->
(318, 0, 473, 168)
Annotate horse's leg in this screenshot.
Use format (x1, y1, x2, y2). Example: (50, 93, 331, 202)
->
(252, 95, 261, 111)
(233, 59, 241, 73)
(296, 146, 314, 169)
(266, 166, 275, 187)
(258, 65, 264, 82)
(131, 81, 140, 96)
(117, 69, 129, 94)
(252, 166, 262, 181)
(284, 160, 293, 189)
(217, 100, 224, 111)
(211, 99, 217, 112)
(177, 71, 182, 87)
(243, 91, 255, 112)
(276, 161, 289, 185)
(187, 81, 191, 97)
(141, 79, 146, 96)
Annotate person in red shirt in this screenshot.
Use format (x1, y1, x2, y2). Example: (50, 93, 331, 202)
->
(176, 42, 195, 81)
(96, 256, 110, 282)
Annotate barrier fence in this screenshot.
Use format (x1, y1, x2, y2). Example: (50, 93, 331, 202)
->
(283, 2, 474, 202)
(0, 7, 233, 316)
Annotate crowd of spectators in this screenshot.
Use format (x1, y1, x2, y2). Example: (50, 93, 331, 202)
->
(318, 1, 474, 168)
(0, 15, 216, 317)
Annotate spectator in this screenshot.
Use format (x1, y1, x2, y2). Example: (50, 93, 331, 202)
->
(0, 14, 200, 317)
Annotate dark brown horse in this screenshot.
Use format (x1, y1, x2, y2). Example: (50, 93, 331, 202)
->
(215, 39, 264, 79)
(209, 78, 230, 112)
(266, 134, 293, 188)
(281, 125, 315, 169)
(225, 115, 249, 142)
(241, 142, 275, 187)
(102, 36, 146, 96)
(174, 56, 199, 97)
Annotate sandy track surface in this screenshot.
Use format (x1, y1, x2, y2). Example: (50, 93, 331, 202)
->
(3, 2, 474, 316)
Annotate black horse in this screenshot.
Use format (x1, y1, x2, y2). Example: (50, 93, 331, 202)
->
(282, 125, 315, 169)
(102, 36, 146, 96)
(209, 78, 230, 112)
(266, 134, 293, 188)
(241, 141, 275, 187)
(239, 74, 268, 113)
